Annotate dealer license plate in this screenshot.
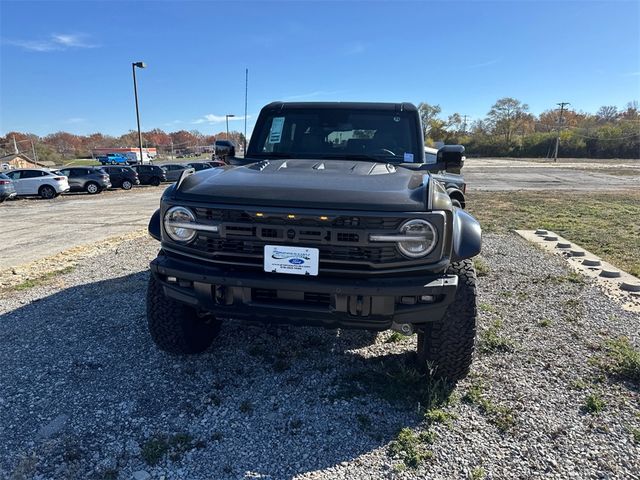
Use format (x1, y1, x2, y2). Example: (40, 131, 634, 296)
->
(264, 245, 319, 276)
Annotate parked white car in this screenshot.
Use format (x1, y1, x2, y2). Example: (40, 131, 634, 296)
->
(3, 168, 70, 199)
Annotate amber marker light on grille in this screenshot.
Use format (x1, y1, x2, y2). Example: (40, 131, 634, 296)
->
(319, 216, 329, 221)
(255, 212, 264, 217)
(287, 214, 296, 219)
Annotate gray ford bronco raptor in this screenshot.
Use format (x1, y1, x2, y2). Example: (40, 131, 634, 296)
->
(147, 102, 481, 381)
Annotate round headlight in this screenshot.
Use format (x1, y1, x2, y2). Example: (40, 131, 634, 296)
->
(397, 219, 437, 258)
(164, 206, 196, 243)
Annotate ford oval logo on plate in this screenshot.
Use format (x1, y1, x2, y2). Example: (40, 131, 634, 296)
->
(289, 258, 304, 265)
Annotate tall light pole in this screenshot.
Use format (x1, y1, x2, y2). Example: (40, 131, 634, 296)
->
(225, 114, 235, 140)
(132, 61, 146, 163)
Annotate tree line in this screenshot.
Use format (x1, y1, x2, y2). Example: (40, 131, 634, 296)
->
(0, 129, 247, 163)
(419, 98, 639, 158)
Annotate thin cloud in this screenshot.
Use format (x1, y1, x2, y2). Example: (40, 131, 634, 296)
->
(6, 33, 97, 52)
(344, 42, 366, 55)
(192, 114, 250, 125)
(465, 58, 501, 69)
(283, 90, 345, 101)
(64, 117, 86, 124)
(623, 71, 640, 77)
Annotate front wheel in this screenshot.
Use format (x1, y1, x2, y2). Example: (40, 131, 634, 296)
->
(121, 180, 133, 190)
(150, 176, 161, 186)
(147, 275, 222, 354)
(415, 259, 477, 381)
(86, 182, 100, 194)
(39, 185, 56, 199)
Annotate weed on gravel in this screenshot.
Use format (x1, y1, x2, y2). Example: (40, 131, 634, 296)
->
(582, 393, 606, 415)
(470, 466, 487, 479)
(479, 319, 515, 354)
(463, 381, 516, 432)
(388, 427, 435, 469)
(140, 433, 202, 466)
(602, 336, 640, 382)
(473, 257, 490, 277)
(9, 265, 76, 292)
(332, 359, 453, 412)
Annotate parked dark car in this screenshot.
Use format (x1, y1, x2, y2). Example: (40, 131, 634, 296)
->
(213, 140, 235, 160)
(160, 163, 190, 182)
(100, 165, 139, 190)
(57, 167, 111, 194)
(0, 173, 17, 202)
(130, 164, 167, 186)
(186, 162, 213, 172)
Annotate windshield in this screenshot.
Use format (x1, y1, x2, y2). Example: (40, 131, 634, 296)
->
(249, 108, 420, 162)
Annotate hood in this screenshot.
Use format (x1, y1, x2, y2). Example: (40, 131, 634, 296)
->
(172, 158, 429, 211)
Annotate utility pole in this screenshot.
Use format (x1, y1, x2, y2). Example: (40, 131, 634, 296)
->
(12, 135, 18, 154)
(30, 139, 38, 162)
(462, 115, 468, 134)
(170, 141, 174, 160)
(553, 102, 570, 162)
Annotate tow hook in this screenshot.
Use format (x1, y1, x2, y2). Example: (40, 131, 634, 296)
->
(390, 322, 414, 336)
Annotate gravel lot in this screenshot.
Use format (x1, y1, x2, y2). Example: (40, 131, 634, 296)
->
(1, 233, 638, 480)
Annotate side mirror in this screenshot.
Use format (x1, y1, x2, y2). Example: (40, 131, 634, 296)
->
(436, 145, 465, 171)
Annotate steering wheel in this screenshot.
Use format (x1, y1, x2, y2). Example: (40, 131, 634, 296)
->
(374, 148, 396, 156)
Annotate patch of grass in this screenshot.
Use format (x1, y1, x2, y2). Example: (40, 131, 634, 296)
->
(479, 319, 515, 354)
(141, 435, 170, 466)
(386, 331, 406, 343)
(538, 318, 552, 328)
(478, 303, 497, 313)
(473, 257, 490, 277)
(462, 381, 516, 432)
(603, 336, 640, 382)
(425, 408, 457, 426)
(467, 191, 640, 277)
(356, 414, 372, 430)
(239, 400, 254, 414)
(571, 378, 590, 390)
(12, 265, 76, 291)
(582, 393, 605, 414)
(388, 428, 434, 469)
(331, 360, 454, 412)
(470, 466, 487, 480)
(630, 427, 640, 445)
(100, 469, 119, 480)
(141, 433, 200, 465)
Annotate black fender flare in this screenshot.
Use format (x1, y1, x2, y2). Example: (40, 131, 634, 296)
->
(450, 208, 481, 262)
(149, 208, 161, 241)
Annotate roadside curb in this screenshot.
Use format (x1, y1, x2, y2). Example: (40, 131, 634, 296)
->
(516, 229, 640, 313)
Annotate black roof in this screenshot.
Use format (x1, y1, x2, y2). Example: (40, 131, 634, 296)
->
(262, 101, 418, 112)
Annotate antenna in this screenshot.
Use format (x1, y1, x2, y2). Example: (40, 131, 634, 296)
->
(244, 68, 248, 153)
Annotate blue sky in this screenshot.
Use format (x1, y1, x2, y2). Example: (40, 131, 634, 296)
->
(1, 0, 639, 137)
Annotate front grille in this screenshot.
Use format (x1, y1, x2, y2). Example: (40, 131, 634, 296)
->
(171, 206, 443, 273)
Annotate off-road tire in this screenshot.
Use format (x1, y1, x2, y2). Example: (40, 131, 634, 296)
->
(451, 198, 462, 209)
(121, 180, 133, 190)
(147, 274, 222, 354)
(416, 259, 477, 381)
(150, 176, 161, 186)
(86, 182, 100, 194)
(39, 185, 56, 199)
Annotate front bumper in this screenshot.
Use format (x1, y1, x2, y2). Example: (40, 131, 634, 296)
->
(150, 252, 458, 330)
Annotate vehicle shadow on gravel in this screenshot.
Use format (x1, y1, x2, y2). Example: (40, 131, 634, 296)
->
(0, 271, 444, 479)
